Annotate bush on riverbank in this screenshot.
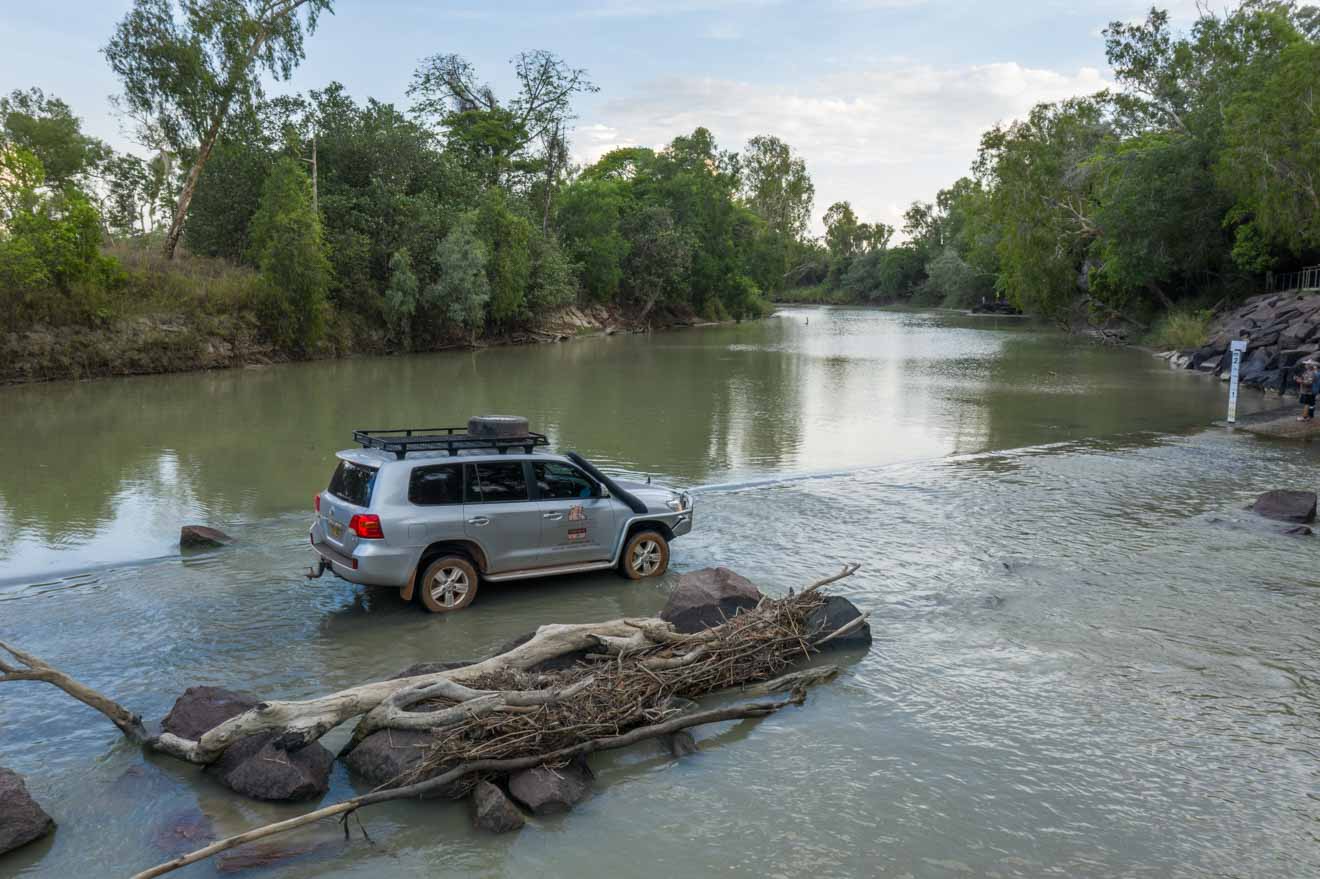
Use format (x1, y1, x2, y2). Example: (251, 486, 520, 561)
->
(1147, 309, 1214, 351)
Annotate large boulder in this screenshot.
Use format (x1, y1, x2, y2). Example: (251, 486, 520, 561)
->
(342, 729, 464, 797)
(805, 595, 873, 651)
(162, 686, 332, 802)
(162, 685, 259, 739)
(507, 757, 593, 815)
(1249, 490, 1317, 523)
(0, 768, 55, 855)
(660, 567, 764, 633)
(205, 733, 333, 802)
(179, 525, 234, 550)
(470, 780, 526, 833)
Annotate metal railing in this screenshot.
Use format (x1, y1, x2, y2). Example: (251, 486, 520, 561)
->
(1272, 265, 1320, 292)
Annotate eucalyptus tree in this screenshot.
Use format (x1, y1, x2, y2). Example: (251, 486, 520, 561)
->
(408, 50, 596, 190)
(740, 134, 814, 240)
(104, 0, 333, 259)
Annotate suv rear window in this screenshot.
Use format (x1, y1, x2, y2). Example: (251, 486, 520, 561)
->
(328, 460, 377, 507)
(409, 464, 462, 505)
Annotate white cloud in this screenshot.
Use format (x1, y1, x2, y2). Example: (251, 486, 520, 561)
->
(574, 59, 1109, 233)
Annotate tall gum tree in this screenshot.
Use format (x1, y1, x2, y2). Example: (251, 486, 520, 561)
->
(104, 0, 332, 259)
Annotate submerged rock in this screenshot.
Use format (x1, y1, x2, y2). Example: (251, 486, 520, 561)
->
(0, 768, 55, 855)
(179, 525, 234, 550)
(470, 780, 526, 833)
(667, 730, 699, 757)
(804, 595, 873, 650)
(660, 567, 764, 633)
(507, 757, 594, 815)
(151, 807, 215, 855)
(1249, 489, 1317, 523)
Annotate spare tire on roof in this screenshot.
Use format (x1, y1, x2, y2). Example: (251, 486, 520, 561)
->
(468, 415, 529, 438)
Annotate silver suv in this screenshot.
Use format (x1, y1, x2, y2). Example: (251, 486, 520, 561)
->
(307, 417, 694, 612)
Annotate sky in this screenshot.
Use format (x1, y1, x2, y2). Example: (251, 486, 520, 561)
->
(0, 0, 1207, 234)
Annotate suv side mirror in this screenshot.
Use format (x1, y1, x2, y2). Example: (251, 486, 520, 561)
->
(598, 484, 610, 498)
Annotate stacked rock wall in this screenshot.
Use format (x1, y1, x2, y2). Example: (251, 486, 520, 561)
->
(1173, 291, 1320, 393)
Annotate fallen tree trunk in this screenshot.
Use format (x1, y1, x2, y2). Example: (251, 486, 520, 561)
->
(132, 690, 809, 879)
(3, 565, 864, 768)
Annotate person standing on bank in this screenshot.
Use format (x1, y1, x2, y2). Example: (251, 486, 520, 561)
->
(1296, 359, 1320, 421)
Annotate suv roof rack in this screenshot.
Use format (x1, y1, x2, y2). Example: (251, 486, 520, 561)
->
(353, 427, 549, 460)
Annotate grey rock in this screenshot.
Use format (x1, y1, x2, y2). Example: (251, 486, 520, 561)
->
(1249, 490, 1318, 524)
(179, 525, 234, 549)
(1284, 525, 1314, 536)
(342, 729, 465, 797)
(507, 757, 594, 815)
(470, 781, 526, 833)
(660, 567, 764, 633)
(162, 686, 259, 740)
(205, 733, 333, 802)
(804, 595, 873, 651)
(0, 768, 55, 855)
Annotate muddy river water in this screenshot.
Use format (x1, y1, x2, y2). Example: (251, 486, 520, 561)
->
(2, 307, 1318, 878)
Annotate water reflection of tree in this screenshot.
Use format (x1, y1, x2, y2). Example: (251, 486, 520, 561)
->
(0, 323, 807, 541)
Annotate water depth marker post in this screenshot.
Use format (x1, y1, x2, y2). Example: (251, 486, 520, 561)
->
(1227, 339, 1248, 424)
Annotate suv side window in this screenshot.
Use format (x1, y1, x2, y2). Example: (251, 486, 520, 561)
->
(533, 461, 599, 500)
(467, 461, 529, 503)
(408, 464, 462, 505)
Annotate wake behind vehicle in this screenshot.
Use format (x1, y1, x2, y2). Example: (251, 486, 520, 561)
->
(307, 416, 694, 612)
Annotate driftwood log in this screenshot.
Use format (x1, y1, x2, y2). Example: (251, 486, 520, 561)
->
(1, 565, 866, 876)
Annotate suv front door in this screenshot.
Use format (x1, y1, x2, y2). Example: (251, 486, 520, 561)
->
(463, 461, 542, 573)
(532, 461, 617, 564)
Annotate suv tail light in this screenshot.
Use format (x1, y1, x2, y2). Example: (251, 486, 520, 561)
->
(314, 494, 321, 513)
(349, 513, 383, 539)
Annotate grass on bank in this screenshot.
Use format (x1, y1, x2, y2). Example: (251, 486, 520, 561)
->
(1146, 308, 1214, 351)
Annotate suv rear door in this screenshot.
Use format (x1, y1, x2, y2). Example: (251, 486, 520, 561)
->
(320, 459, 378, 556)
(532, 460, 617, 564)
(463, 461, 543, 572)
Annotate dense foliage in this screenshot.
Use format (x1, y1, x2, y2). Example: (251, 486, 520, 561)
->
(4, 0, 1320, 358)
(803, 1, 1320, 326)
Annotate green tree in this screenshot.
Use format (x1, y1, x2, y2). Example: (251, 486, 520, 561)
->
(408, 50, 595, 187)
(740, 134, 814, 239)
(383, 247, 419, 344)
(248, 156, 329, 350)
(556, 177, 629, 301)
(104, 0, 333, 259)
(470, 189, 532, 324)
(0, 88, 109, 187)
(621, 205, 693, 319)
(426, 217, 490, 345)
(1219, 38, 1320, 254)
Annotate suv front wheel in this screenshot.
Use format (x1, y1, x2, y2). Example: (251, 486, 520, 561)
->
(620, 530, 669, 580)
(418, 555, 479, 613)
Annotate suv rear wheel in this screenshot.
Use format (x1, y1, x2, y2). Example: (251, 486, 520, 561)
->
(620, 530, 669, 580)
(418, 556, 479, 613)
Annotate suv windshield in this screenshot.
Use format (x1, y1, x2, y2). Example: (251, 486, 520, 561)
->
(328, 460, 377, 507)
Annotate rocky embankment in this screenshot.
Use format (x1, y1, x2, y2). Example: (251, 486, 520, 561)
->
(1167, 291, 1320, 393)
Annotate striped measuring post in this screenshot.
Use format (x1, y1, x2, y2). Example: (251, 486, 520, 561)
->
(1227, 339, 1248, 424)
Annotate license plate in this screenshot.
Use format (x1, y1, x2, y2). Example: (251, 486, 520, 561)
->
(328, 520, 344, 540)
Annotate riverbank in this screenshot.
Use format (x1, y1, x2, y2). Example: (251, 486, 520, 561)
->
(0, 302, 710, 386)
